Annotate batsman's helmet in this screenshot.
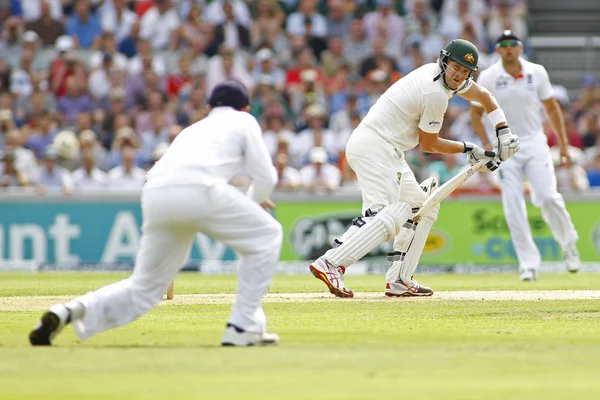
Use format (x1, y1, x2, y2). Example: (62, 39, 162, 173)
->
(208, 80, 250, 110)
(439, 39, 479, 72)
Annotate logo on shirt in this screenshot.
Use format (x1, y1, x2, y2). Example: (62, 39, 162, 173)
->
(495, 78, 509, 89)
(463, 53, 475, 64)
(428, 121, 441, 127)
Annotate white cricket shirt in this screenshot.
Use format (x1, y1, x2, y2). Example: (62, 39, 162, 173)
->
(357, 63, 468, 151)
(146, 107, 277, 203)
(472, 57, 554, 141)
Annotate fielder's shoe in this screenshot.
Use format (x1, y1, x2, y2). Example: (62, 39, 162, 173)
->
(29, 304, 70, 346)
(309, 257, 353, 298)
(563, 245, 581, 273)
(519, 268, 538, 282)
(221, 323, 279, 347)
(385, 279, 434, 297)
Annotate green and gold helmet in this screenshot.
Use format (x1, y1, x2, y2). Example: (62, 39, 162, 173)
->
(440, 39, 479, 71)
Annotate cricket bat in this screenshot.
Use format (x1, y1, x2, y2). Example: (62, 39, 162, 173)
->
(413, 159, 485, 221)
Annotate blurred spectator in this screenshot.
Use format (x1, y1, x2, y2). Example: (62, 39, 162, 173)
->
(362, 0, 405, 44)
(287, 0, 327, 38)
(90, 32, 129, 71)
(292, 104, 337, 167)
(251, 0, 285, 45)
(587, 153, 600, 187)
(327, 0, 351, 38)
(135, 90, 175, 134)
(139, 0, 180, 50)
(551, 145, 590, 193)
(262, 107, 295, 158)
(300, 146, 341, 192)
(205, 47, 254, 94)
(72, 146, 108, 192)
(25, 1, 64, 46)
(408, 17, 444, 63)
(5, 129, 38, 180)
(252, 48, 286, 91)
(175, 84, 206, 126)
(140, 115, 170, 161)
(66, 0, 103, 49)
(0, 150, 30, 188)
(25, 111, 58, 157)
(428, 153, 464, 185)
(128, 38, 167, 76)
(438, 0, 486, 46)
(581, 112, 599, 149)
(167, 52, 194, 99)
(204, 0, 252, 28)
(109, 126, 145, 167)
(100, 0, 138, 45)
(359, 37, 398, 78)
(274, 152, 302, 190)
(0, 17, 24, 68)
(78, 129, 111, 172)
(107, 143, 146, 190)
(487, 0, 528, 43)
(330, 95, 366, 136)
(52, 129, 80, 171)
(210, 0, 251, 52)
(21, 0, 63, 23)
(404, 0, 438, 38)
(57, 76, 93, 125)
(399, 41, 426, 74)
(577, 75, 600, 115)
(343, 18, 370, 70)
(50, 49, 88, 98)
(33, 146, 74, 195)
(320, 37, 345, 78)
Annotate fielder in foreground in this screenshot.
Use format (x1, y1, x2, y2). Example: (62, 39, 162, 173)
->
(309, 39, 520, 298)
(471, 30, 580, 281)
(30, 80, 283, 347)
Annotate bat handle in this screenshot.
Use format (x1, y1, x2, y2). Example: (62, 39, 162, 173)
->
(483, 150, 496, 158)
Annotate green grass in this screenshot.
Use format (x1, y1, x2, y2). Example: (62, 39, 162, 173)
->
(1, 272, 600, 399)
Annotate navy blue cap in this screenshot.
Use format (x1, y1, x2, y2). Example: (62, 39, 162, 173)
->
(208, 80, 250, 110)
(496, 30, 521, 45)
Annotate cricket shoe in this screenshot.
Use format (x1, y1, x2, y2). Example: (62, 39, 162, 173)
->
(519, 268, 538, 282)
(563, 245, 581, 273)
(221, 323, 279, 347)
(309, 257, 353, 298)
(385, 279, 434, 297)
(29, 304, 70, 346)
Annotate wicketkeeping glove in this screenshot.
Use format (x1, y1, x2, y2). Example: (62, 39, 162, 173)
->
(495, 126, 520, 161)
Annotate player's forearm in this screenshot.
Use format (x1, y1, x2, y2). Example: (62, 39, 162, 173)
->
(547, 105, 569, 148)
(421, 137, 466, 154)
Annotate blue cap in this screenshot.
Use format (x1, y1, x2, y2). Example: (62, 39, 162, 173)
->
(208, 80, 250, 110)
(582, 74, 597, 86)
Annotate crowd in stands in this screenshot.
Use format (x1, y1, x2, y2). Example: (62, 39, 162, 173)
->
(0, 0, 598, 195)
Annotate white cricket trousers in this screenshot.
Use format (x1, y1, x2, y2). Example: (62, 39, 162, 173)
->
(71, 182, 283, 340)
(497, 136, 578, 270)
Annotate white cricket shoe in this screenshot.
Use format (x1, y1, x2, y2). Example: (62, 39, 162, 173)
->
(563, 245, 581, 273)
(519, 268, 538, 282)
(221, 324, 279, 347)
(29, 304, 70, 346)
(309, 257, 354, 298)
(385, 279, 434, 297)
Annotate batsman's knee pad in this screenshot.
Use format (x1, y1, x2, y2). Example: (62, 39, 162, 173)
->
(374, 202, 412, 240)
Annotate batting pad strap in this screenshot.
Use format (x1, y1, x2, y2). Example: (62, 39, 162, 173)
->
(488, 108, 507, 127)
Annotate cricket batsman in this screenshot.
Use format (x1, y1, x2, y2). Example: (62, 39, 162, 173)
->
(309, 39, 521, 298)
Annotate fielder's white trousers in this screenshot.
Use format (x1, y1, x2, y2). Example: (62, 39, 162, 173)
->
(72, 182, 283, 340)
(497, 135, 578, 270)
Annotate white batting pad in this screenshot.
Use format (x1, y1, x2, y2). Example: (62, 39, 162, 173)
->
(327, 203, 411, 268)
(398, 214, 436, 283)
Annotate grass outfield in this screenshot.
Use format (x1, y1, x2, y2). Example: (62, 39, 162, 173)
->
(1, 272, 600, 399)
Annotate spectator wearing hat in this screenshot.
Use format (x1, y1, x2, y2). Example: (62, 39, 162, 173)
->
(0, 109, 16, 147)
(72, 145, 108, 192)
(25, 111, 57, 158)
(0, 150, 30, 188)
(33, 145, 74, 195)
(25, 1, 64, 46)
(252, 48, 286, 91)
(78, 129, 111, 172)
(109, 126, 144, 167)
(66, 0, 103, 49)
(292, 104, 337, 168)
(299, 146, 341, 192)
(139, 0, 180, 50)
(274, 152, 302, 190)
(100, 0, 138, 45)
(107, 142, 146, 191)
